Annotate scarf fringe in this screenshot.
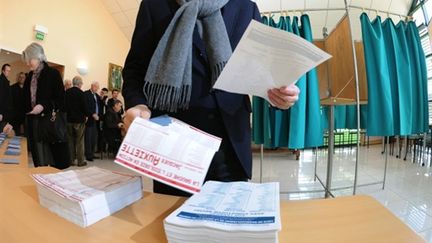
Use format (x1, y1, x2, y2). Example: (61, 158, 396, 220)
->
(211, 61, 228, 85)
(144, 82, 192, 113)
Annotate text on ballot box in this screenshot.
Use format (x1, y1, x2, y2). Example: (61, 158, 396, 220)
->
(115, 116, 222, 194)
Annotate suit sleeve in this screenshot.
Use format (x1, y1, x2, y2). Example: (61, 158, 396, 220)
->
(122, 0, 155, 110)
(84, 92, 94, 116)
(252, 2, 261, 22)
(23, 75, 32, 113)
(80, 92, 90, 117)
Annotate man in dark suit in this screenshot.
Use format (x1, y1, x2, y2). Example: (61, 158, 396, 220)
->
(65, 76, 90, 166)
(107, 89, 124, 117)
(84, 81, 100, 161)
(0, 64, 13, 133)
(10, 72, 27, 136)
(122, 0, 299, 196)
(96, 87, 109, 153)
(99, 88, 109, 116)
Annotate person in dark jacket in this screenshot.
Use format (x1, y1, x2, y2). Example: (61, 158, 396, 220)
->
(122, 0, 300, 196)
(84, 82, 100, 161)
(104, 100, 124, 154)
(107, 88, 124, 117)
(22, 42, 70, 169)
(65, 76, 90, 167)
(97, 87, 109, 153)
(0, 63, 13, 134)
(10, 72, 27, 136)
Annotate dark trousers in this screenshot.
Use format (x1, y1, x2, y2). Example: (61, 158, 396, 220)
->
(67, 123, 86, 165)
(27, 116, 70, 169)
(97, 121, 105, 152)
(153, 108, 247, 197)
(11, 120, 25, 136)
(85, 124, 98, 160)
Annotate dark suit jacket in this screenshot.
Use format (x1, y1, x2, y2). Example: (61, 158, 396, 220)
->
(65, 87, 90, 123)
(122, 0, 260, 178)
(0, 73, 12, 123)
(23, 63, 65, 115)
(100, 95, 108, 116)
(103, 107, 122, 144)
(84, 90, 101, 126)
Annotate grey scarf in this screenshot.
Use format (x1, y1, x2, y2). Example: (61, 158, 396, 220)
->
(143, 0, 232, 112)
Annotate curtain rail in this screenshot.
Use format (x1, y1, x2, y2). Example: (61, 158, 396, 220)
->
(261, 5, 411, 19)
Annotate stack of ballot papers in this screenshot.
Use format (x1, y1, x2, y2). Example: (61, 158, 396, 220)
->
(4, 137, 22, 155)
(0, 133, 6, 146)
(164, 181, 281, 243)
(32, 167, 143, 227)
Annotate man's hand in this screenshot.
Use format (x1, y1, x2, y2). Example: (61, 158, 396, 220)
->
(27, 104, 44, 115)
(2, 123, 13, 134)
(0, 114, 3, 122)
(267, 84, 300, 110)
(123, 105, 151, 133)
(92, 113, 99, 121)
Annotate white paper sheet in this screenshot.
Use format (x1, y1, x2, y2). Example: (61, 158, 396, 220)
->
(115, 116, 222, 194)
(213, 20, 331, 102)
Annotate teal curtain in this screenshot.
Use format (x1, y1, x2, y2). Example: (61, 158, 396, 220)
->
(288, 16, 308, 148)
(360, 13, 428, 136)
(251, 15, 323, 149)
(360, 14, 395, 136)
(299, 15, 323, 147)
(406, 21, 429, 134)
(382, 19, 413, 135)
(320, 105, 368, 130)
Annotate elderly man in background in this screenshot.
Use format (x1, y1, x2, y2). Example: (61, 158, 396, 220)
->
(64, 79, 72, 91)
(65, 76, 89, 167)
(84, 81, 101, 161)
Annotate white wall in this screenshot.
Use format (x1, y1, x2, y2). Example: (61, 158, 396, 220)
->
(0, 0, 130, 91)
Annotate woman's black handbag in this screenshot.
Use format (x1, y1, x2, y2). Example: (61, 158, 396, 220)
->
(38, 109, 67, 143)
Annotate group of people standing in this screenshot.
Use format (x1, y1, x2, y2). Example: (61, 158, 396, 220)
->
(64, 78, 124, 167)
(0, 42, 124, 170)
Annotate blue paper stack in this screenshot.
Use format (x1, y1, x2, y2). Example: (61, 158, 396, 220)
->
(0, 133, 6, 146)
(0, 136, 21, 164)
(5, 137, 22, 156)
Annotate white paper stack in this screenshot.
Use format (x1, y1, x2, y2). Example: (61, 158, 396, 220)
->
(32, 167, 143, 227)
(164, 181, 281, 243)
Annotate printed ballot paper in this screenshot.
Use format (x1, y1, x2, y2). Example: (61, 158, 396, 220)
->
(213, 20, 331, 102)
(115, 116, 222, 194)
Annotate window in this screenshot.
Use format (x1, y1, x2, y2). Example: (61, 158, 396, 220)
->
(412, 0, 432, 106)
(424, 0, 432, 23)
(413, 8, 426, 26)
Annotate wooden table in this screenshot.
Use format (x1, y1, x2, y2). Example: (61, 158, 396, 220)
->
(0, 167, 425, 243)
(0, 137, 28, 169)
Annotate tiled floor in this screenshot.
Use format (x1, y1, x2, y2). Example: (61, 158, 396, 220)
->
(32, 144, 432, 242)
